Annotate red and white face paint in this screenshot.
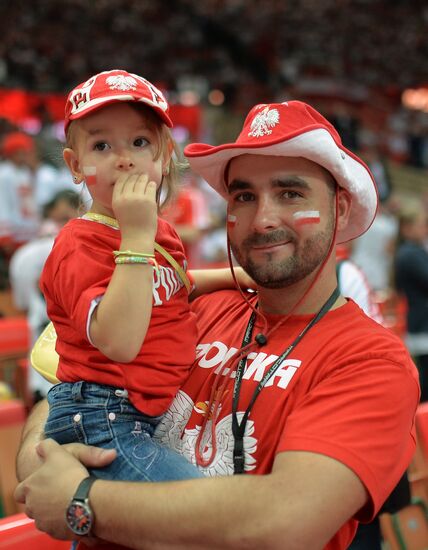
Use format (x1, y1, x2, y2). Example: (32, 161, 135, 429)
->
(83, 166, 97, 186)
(292, 210, 320, 227)
(227, 214, 237, 228)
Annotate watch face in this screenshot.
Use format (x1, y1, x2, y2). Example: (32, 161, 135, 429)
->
(66, 502, 93, 536)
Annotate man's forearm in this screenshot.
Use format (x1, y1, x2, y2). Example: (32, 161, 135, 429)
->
(16, 399, 48, 481)
(14, 444, 366, 548)
(91, 474, 282, 550)
(88, 451, 367, 550)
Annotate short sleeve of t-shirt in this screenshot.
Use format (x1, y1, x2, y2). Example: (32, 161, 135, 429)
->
(41, 223, 114, 343)
(277, 346, 419, 521)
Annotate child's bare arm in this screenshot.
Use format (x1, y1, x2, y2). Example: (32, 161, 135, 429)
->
(89, 174, 157, 362)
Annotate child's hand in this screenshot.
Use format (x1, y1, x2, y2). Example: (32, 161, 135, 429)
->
(112, 173, 158, 244)
(233, 267, 257, 291)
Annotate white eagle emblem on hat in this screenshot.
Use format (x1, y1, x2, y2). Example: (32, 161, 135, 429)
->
(248, 107, 280, 138)
(106, 75, 137, 91)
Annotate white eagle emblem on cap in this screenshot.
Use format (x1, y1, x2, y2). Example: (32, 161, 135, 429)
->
(248, 107, 280, 138)
(106, 75, 137, 91)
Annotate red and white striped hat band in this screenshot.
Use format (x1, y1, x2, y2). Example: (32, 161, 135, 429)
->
(64, 70, 172, 133)
(184, 101, 378, 243)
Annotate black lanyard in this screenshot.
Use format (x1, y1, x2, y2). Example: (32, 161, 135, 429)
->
(232, 286, 340, 474)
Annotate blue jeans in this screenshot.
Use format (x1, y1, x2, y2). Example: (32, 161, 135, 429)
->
(45, 381, 203, 482)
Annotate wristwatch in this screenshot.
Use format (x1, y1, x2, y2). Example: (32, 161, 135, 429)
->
(65, 476, 97, 536)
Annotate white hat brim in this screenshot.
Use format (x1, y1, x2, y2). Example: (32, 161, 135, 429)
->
(186, 128, 378, 243)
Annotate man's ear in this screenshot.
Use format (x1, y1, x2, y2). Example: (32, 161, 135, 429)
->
(63, 148, 83, 185)
(336, 187, 352, 233)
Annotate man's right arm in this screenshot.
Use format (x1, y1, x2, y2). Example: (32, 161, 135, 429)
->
(16, 399, 48, 481)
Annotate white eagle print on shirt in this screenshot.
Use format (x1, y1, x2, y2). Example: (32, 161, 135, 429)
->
(154, 390, 257, 476)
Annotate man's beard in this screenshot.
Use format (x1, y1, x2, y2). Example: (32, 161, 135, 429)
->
(231, 219, 334, 289)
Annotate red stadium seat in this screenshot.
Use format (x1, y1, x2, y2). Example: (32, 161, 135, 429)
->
(407, 404, 428, 505)
(0, 513, 69, 549)
(0, 400, 26, 517)
(416, 403, 428, 466)
(0, 317, 30, 360)
(0, 317, 31, 405)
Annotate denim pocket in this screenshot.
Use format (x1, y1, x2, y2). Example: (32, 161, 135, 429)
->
(45, 382, 158, 447)
(44, 411, 87, 444)
(45, 406, 117, 446)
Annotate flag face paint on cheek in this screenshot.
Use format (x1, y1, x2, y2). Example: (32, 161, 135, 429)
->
(227, 214, 237, 228)
(83, 166, 97, 186)
(293, 210, 320, 226)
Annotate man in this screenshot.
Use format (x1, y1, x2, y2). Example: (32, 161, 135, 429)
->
(336, 243, 384, 325)
(15, 101, 419, 550)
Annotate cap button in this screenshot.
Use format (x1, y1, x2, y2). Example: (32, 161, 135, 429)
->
(340, 152, 346, 160)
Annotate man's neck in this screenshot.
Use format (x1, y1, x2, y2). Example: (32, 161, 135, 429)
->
(257, 270, 344, 315)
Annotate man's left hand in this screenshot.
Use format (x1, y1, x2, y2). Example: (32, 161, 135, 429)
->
(14, 438, 116, 539)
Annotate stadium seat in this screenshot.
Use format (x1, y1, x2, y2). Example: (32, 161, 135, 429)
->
(407, 403, 428, 507)
(416, 402, 428, 460)
(0, 317, 31, 404)
(0, 513, 69, 549)
(380, 405, 428, 550)
(0, 317, 30, 359)
(380, 498, 428, 550)
(0, 399, 26, 516)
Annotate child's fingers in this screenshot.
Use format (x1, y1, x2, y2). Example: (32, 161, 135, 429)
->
(133, 174, 150, 195)
(122, 174, 141, 196)
(113, 173, 128, 199)
(134, 175, 157, 202)
(144, 180, 157, 201)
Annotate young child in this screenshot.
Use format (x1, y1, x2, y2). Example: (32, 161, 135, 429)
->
(41, 69, 245, 483)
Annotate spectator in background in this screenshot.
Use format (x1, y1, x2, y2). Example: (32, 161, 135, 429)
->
(0, 131, 91, 288)
(9, 190, 83, 402)
(351, 195, 398, 293)
(363, 145, 393, 204)
(0, 132, 40, 247)
(336, 243, 383, 325)
(163, 173, 211, 268)
(394, 199, 428, 402)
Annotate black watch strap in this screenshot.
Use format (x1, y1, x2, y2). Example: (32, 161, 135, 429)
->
(74, 476, 97, 502)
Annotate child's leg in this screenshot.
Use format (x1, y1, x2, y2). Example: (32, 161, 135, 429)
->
(45, 381, 203, 482)
(44, 382, 113, 446)
(100, 411, 204, 482)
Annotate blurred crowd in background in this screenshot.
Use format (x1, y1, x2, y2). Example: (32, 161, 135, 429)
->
(1, 0, 428, 163)
(0, 0, 427, 400)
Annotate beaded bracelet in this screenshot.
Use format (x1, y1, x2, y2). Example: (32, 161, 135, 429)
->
(113, 250, 155, 259)
(114, 255, 159, 272)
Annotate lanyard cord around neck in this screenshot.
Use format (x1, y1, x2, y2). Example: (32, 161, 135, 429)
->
(231, 286, 340, 474)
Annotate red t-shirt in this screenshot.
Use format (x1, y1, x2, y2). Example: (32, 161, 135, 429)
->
(40, 217, 197, 416)
(155, 290, 420, 549)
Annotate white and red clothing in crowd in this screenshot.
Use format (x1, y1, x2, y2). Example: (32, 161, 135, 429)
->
(40, 217, 197, 416)
(336, 245, 384, 325)
(0, 159, 89, 249)
(163, 178, 210, 268)
(155, 290, 419, 550)
(0, 160, 40, 245)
